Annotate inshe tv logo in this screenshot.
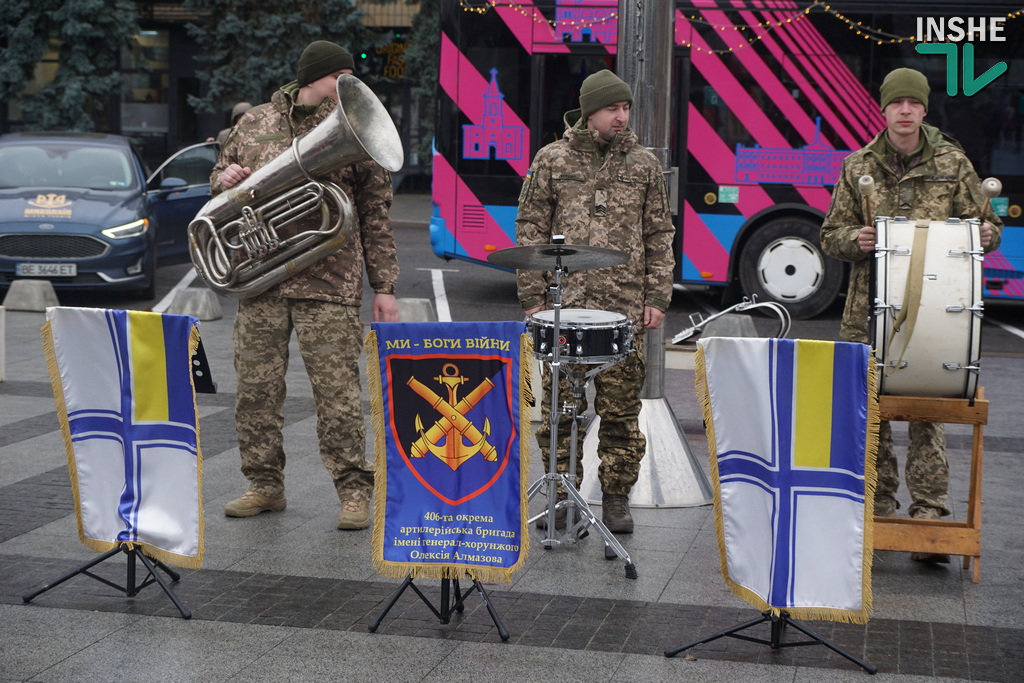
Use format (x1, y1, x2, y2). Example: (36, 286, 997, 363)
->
(915, 17, 1008, 96)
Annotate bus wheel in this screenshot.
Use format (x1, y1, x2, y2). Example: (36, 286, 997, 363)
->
(738, 217, 842, 320)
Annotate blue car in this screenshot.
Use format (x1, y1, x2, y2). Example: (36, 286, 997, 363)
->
(0, 132, 217, 298)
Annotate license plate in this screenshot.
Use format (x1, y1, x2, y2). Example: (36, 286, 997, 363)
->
(15, 262, 77, 277)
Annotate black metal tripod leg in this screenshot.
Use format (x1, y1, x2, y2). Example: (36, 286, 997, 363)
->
(151, 558, 182, 583)
(130, 549, 191, 619)
(22, 547, 122, 603)
(664, 614, 770, 657)
(472, 581, 510, 641)
(783, 617, 878, 674)
(439, 579, 452, 624)
(368, 576, 414, 632)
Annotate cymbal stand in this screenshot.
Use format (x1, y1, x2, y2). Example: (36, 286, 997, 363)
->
(524, 249, 637, 580)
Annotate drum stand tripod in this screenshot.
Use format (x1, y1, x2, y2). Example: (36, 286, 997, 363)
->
(524, 256, 638, 580)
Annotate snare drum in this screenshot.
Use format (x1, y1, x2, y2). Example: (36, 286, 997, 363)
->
(871, 217, 983, 398)
(528, 309, 633, 364)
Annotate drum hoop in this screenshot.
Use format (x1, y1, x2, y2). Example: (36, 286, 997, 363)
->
(533, 353, 627, 365)
(530, 309, 629, 329)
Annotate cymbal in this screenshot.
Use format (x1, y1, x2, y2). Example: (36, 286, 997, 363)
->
(487, 244, 628, 271)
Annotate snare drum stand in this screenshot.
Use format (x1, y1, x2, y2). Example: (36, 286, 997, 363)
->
(525, 253, 638, 580)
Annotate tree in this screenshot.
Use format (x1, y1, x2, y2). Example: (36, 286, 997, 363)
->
(183, 0, 377, 114)
(404, 0, 438, 173)
(0, 0, 140, 131)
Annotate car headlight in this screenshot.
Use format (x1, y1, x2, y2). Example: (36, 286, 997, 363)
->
(102, 218, 148, 239)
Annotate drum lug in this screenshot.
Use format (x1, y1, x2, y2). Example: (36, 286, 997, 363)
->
(947, 248, 985, 259)
(945, 303, 985, 318)
(943, 362, 980, 372)
(879, 360, 909, 370)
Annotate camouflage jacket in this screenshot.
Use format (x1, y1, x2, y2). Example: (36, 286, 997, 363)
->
(820, 123, 1002, 343)
(211, 81, 398, 305)
(515, 109, 675, 328)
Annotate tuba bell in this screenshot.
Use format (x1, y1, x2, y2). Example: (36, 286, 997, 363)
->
(188, 74, 403, 299)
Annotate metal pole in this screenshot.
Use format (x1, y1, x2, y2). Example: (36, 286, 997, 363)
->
(581, 0, 711, 507)
(616, 0, 673, 400)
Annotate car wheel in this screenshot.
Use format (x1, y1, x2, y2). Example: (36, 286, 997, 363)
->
(738, 217, 842, 320)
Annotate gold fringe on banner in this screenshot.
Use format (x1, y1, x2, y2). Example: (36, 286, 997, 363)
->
(367, 329, 391, 578)
(41, 320, 92, 551)
(860, 357, 880, 621)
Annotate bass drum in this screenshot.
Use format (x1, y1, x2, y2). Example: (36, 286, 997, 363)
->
(528, 309, 633, 364)
(871, 217, 983, 398)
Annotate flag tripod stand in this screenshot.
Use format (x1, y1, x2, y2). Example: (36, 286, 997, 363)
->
(23, 543, 191, 619)
(368, 574, 509, 641)
(664, 610, 876, 674)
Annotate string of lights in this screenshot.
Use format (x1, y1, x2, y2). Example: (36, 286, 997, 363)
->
(458, 1, 1024, 54)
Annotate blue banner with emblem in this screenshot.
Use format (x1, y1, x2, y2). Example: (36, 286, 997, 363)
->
(366, 321, 532, 582)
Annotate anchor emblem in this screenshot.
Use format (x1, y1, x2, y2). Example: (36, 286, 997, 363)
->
(408, 363, 498, 471)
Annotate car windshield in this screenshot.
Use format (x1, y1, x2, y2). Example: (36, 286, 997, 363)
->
(0, 143, 136, 191)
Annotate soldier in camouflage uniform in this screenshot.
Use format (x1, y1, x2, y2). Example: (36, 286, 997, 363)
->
(821, 68, 1001, 561)
(212, 41, 399, 530)
(516, 70, 675, 534)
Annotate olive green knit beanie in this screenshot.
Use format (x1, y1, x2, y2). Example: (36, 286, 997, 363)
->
(880, 67, 929, 112)
(579, 69, 633, 121)
(297, 41, 355, 87)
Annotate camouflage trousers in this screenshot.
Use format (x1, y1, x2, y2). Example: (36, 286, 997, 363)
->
(536, 336, 646, 496)
(233, 294, 373, 501)
(875, 420, 949, 518)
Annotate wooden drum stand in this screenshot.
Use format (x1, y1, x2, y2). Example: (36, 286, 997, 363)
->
(872, 388, 988, 582)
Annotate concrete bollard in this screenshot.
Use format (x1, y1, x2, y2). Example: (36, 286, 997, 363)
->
(397, 297, 437, 323)
(1, 280, 60, 312)
(701, 313, 759, 338)
(164, 288, 223, 321)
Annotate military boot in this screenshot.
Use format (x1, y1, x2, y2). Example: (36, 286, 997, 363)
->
(536, 491, 568, 530)
(224, 490, 286, 517)
(338, 499, 370, 530)
(909, 506, 949, 564)
(602, 493, 633, 534)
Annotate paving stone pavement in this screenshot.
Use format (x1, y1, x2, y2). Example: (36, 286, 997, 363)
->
(2, 202, 1024, 681)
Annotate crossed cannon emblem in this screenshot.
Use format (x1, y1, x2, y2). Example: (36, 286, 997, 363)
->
(407, 363, 499, 471)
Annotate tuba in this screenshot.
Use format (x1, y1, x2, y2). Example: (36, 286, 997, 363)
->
(188, 74, 403, 299)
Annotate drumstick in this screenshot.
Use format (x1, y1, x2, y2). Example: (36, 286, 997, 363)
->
(981, 177, 1002, 202)
(979, 177, 1001, 239)
(861, 176, 879, 359)
(858, 175, 875, 223)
